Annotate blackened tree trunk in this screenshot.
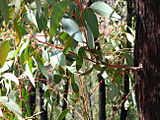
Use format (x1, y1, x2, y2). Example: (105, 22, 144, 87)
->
(97, 73, 106, 120)
(62, 69, 69, 120)
(28, 87, 36, 116)
(40, 86, 48, 120)
(134, 0, 160, 119)
(120, 0, 133, 119)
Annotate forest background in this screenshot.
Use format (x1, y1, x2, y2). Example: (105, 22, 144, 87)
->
(0, 0, 140, 119)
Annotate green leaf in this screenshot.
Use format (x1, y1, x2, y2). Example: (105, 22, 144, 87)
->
(59, 32, 72, 54)
(46, 0, 56, 5)
(36, 11, 47, 31)
(81, 67, 94, 76)
(53, 74, 63, 84)
(83, 9, 99, 39)
(36, 54, 49, 80)
(0, 96, 23, 120)
(93, 64, 105, 71)
(13, 17, 22, 45)
(76, 47, 86, 71)
(57, 108, 70, 120)
(90, 2, 121, 21)
(11, 43, 23, 59)
(36, 1, 47, 31)
(86, 25, 95, 49)
(58, 66, 65, 75)
(71, 82, 79, 94)
(0, 40, 10, 68)
(125, 53, 133, 67)
(0, 0, 9, 23)
(50, 1, 71, 39)
(90, 49, 102, 60)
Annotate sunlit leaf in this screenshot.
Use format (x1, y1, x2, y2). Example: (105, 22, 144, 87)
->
(25, 62, 35, 87)
(0, 40, 10, 68)
(57, 108, 70, 120)
(0, 96, 23, 120)
(15, 0, 22, 14)
(13, 17, 21, 45)
(0, 0, 9, 23)
(2, 73, 19, 85)
(50, 50, 66, 67)
(0, 61, 13, 73)
(90, 2, 121, 21)
(62, 16, 82, 42)
(50, 1, 71, 39)
(25, 5, 38, 28)
(126, 33, 134, 45)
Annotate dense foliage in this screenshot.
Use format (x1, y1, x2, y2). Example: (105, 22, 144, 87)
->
(0, 0, 138, 119)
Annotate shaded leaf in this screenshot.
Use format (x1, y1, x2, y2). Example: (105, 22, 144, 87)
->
(90, 2, 121, 21)
(53, 74, 63, 84)
(0, 40, 10, 68)
(59, 32, 72, 54)
(36, 54, 49, 80)
(76, 47, 86, 71)
(0, 0, 9, 23)
(57, 108, 70, 120)
(71, 82, 79, 94)
(83, 9, 99, 39)
(58, 66, 65, 75)
(50, 1, 71, 39)
(0, 96, 23, 120)
(36, 1, 47, 31)
(125, 53, 133, 67)
(81, 67, 94, 76)
(86, 25, 95, 49)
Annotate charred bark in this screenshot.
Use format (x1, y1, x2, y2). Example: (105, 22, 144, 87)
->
(120, 0, 134, 119)
(134, 0, 160, 119)
(97, 73, 106, 120)
(62, 70, 69, 120)
(28, 87, 36, 116)
(40, 86, 48, 120)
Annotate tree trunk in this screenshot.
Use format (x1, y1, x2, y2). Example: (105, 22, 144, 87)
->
(120, 0, 133, 119)
(98, 73, 106, 120)
(62, 70, 69, 120)
(134, 0, 160, 119)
